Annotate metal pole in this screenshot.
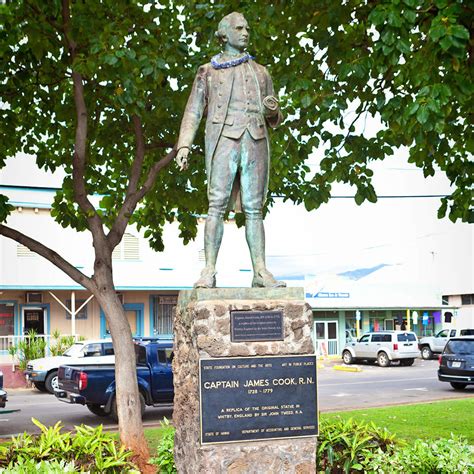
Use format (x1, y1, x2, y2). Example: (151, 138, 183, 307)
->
(71, 291, 76, 338)
(406, 308, 411, 331)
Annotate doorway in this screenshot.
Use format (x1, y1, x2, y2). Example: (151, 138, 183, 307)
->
(313, 320, 339, 356)
(23, 308, 45, 334)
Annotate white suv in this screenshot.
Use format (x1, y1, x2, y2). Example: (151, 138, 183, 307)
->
(342, 331, 420, 367)
(25, 339, 115, 393)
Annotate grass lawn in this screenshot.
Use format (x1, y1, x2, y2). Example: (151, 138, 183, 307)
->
(321, 397, 474, 444)
(143, 398, 474, 453)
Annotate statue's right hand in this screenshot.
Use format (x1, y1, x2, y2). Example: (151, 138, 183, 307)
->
(176, 147, 190, 171)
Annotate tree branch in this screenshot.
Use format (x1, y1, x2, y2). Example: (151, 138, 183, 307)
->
(61, 0, 106, 243)
(145, 140, 174, 151)
(128, 115, 146, 194)
(0, 224, 95, 292)
(107, 145, 177, 248)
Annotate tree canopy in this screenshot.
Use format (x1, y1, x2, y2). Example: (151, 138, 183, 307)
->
(1, 1, 472, 242)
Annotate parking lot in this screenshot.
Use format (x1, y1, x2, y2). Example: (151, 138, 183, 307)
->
(2, 358, 473, 438)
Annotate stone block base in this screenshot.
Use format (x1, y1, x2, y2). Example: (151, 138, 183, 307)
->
(173, 288, 317, 473)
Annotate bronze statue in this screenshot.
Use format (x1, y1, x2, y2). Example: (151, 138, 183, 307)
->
(176, 12, 286, 289)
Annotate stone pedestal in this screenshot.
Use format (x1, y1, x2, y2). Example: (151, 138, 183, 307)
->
(173, 288, 317, 474)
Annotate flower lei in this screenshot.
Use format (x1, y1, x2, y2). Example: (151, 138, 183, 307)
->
(211, 52, 254, 70)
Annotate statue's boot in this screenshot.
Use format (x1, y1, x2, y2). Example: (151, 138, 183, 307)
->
(252, 269, 286, 288)
(194, 267, 217, 289)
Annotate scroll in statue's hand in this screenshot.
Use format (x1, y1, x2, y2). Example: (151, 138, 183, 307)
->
(176, 147, 190, 171)
(262, 95, 279, 117)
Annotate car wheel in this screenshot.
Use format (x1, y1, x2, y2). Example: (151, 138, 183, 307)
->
(33, 382, 47, 392)
(421, 346, 433, 360)
(342, 350, 354, 365)
(86, 404, 109, 417)
(45, 371, 59, 394)
(377, 352, 391, 367)
(400, 358, 415, 366)
(110, 392, 146, 422)
(450, 382, 467, 390)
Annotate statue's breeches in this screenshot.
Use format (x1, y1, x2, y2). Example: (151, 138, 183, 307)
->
(207, 130, 268, 219)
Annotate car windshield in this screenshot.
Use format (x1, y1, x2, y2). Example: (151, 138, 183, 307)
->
(445, 340, 474, 355)
(63, 343, 84, 357)
(397, 333, 417, 342)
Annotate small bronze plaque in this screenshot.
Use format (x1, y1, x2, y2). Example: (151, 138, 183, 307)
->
(230, 310, 284, 342)
(200, 355, 318, 444)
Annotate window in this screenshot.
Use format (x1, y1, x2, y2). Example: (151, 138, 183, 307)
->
(450, 330, 456, 337)
(397, 333, 417, 342)
(445, 340, 474, 355)
(112, 233, 140, 260)
(135, 345, 147, 365)
(17, 244, 36, 257)
(152, 295, 177, 335)
(315, 323, 325, 339)
(83, 343, 101, 357)
(0, 304, 14, 337)
(314, 311, 338, 319)
(371, 334, 383, 342)
(65, 299, 88, 320)
(382, 335, 392, 342)
(158, 349, 173, 365)
(461, 294, 474, 305)
(103, 342, 114, 355)
(437, 330, 449, 338)
(359, 335, 370, 343)
(442, 295, 450, 305)
(460, 329, 474, 336)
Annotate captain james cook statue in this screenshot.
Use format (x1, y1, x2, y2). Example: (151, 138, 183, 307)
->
(176, 12, 286, 290)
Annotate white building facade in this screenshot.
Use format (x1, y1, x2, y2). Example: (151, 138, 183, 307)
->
(1, 154, 472, 359)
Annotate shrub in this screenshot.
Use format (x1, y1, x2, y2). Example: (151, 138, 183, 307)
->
(49, 330, 76, 357)
(316, 417, 400, 472)
(0, 419, 139, 473)
(150, 418, 176, 474)
(366, 435, 474, 473)
(0, 459, 76, 473)
(8, 330, 47, 370)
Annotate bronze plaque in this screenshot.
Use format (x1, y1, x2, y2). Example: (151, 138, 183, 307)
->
(230, 310, 284, 342)
(199, 355, 318, 444)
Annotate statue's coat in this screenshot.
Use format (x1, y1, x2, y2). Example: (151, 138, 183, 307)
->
(177, 60, 282, 206)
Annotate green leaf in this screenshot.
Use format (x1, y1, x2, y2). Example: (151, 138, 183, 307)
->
(402, 9, 416, 23)
(450, 25, 470, 41)
(416, 106, 429, 124)
(429, 24, 446, 42)
(407, 101, 419, 115)
(301, 94, 312, 108)
(354, 192, 364, 206)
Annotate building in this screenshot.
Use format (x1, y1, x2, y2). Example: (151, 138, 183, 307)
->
(1, 153, 472, 360)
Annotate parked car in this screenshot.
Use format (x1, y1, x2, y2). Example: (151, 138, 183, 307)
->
(54, 338, 173, 420)
(342, 331, 420, 367)
(0, 370, 7, 408)
(438, 336, 474, 390)
(25, 339, 115, 393)
(419, 328, 474, 360)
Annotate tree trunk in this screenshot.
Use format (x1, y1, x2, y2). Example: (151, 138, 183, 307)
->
(95, 283, 152, 472)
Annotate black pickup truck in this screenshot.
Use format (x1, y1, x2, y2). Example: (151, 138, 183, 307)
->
(55, 338, 173, 420)
(0, 370, 19, 414)
(0, 370, 7, 409)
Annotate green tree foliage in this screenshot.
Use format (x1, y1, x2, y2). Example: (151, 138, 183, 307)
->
(0, 1, 472, 249)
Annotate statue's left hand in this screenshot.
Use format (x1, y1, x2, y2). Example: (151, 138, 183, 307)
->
(262, 95, 279, 117)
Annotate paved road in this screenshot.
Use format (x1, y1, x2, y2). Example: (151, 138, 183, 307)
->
(1, 359, 473, 437)
(317, 359, 474, 412)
